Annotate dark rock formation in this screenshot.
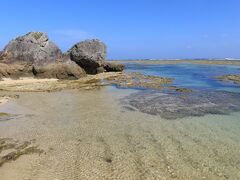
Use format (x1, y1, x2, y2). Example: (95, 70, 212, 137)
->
(121, 90, 240, 120)
(0, 62, 33, 79)
(103, 62, 125, 72)
(33, 60, 86, 80)
(1, 32, 62, 65)
(69, 39, 106, 74)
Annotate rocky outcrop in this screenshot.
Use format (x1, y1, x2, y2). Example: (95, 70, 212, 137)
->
(105, 72, 173, 90)
(0, 32, 124, 80)
(0, 60, 86, 80)
(103, 62, 125, 72)
(1, 32, 62, 65)
(0, 62, 33, 79)
(0, 51, 9, 60)
(33, 60, 86, 80)
(69, 39, 106, 74)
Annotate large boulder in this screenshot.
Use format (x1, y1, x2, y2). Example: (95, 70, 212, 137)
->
(0, 62, 33, 79)
(0, 50, 9, 60)
(1, 32, 62, 65)
(103, 62, 124, 72)
(69, 39, 106, 74)
(32, 60, 86, 80)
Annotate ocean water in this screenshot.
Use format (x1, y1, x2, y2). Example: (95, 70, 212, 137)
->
(120, 61, 240, 119)
(124, 62, 240, 92)
(0, 62, 240, 179)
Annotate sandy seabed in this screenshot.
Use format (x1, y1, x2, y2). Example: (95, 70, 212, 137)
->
(0, 87, 240, 180)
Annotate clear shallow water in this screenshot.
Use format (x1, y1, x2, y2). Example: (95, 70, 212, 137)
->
(124, 62, 240, 92)
(121, 62, 240, 120)
(0, 89, 240, 179)
(0, 63, 240, 179)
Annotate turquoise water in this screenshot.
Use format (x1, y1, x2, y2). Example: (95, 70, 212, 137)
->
(124, 62, 240, 92)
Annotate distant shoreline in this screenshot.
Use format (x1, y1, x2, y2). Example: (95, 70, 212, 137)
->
(113, 59, 240, 65)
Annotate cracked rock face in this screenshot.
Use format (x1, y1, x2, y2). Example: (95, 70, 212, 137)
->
(33, 60, 86, 80)
(121, 90, 240, 120)
(1, 32, 62, 65)
(70, 39, 106, 74)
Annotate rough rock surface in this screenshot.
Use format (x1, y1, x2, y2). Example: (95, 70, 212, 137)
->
(33, 60, 86, 80)
(105, 72, 174, 90)
(103, 62, 124, 72)
(0, 62, 33, 79)
(0, 72, 122, 92)
(122, 90, 240, 120)
(1, 32, 62, 65)
(69, 39, 106, 74)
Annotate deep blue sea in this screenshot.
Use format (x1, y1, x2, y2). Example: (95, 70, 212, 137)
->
(123, 62, 240, 93)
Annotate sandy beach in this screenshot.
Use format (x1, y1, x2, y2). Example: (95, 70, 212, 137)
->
(0, 73, 122, 92)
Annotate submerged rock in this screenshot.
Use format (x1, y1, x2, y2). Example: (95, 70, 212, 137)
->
(70, 39, 106, 74)
(121, 90, 240, 120)
(33, 60, 86, 80)
(1, 32, 62, 65)
(0, 138, 44, 167)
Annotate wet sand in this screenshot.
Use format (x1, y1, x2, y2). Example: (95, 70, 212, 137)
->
(0, 88, 240, 179)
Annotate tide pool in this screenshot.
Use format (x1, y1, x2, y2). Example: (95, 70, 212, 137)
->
(123, 62, 240, 92)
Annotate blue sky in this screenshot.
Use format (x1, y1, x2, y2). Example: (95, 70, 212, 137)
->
(0, 0, 240, 59)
